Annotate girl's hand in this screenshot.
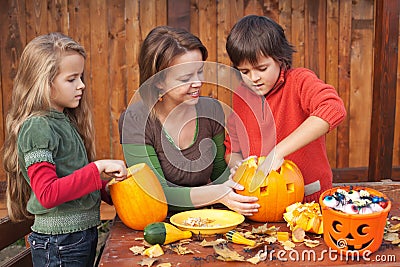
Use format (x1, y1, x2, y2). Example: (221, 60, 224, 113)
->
(94, 160, 128, 181)
(219, 180, 259, 216)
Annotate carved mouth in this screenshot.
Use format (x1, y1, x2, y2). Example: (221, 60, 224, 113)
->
(329, 234, 373, 250)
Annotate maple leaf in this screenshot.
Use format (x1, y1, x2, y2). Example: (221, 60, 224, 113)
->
(251, 223, 278, 235)
(213, 245, 245, 261)
(170, 244, 194, 255)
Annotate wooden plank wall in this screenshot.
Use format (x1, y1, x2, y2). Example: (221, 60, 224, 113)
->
(0, 0, 399, 184)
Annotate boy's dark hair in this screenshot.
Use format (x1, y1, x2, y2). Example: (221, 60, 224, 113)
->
(226, 15, 295, 70)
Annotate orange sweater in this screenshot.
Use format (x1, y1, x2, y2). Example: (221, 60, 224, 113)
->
(225, 68, 346, 202)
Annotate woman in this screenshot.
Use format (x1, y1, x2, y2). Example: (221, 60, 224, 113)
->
(119, 26, 258, 215)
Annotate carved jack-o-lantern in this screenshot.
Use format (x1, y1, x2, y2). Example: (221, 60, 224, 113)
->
(233, 158, 304, 222)
(319, 186, 391, 255)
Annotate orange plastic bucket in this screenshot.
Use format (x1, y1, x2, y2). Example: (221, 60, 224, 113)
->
(319, 186, 391, 255)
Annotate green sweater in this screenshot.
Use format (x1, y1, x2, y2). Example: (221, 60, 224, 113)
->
(18, 110, 100, 234)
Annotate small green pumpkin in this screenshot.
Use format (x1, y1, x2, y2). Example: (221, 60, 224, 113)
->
(144, 222, 192, 245)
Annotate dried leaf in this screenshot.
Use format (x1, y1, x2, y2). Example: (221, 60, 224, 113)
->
(383, 232, 399, 242)
(245, 242, 265, 251)
(303, 239, 320, 248)
(178, 239, 192, 244)
(246, 256, 262, 265)
(143, 244, 164, 258)
(246, 250, 268, 265)
(252, 223, 278, 235)
(389, 223, 400, 231)
(244, 231, 256, 239)
(170, 244, 194, 255)
(392, 239, 400, 245)
(280, 240, 295, 250)
(199, 238, 226, 247)
(264, 236, 277, 244)
(129, 245, 145, 255)
(138, 257, 158, 267)
(213, 245, 245, 261)
(156, 263, 172, 267)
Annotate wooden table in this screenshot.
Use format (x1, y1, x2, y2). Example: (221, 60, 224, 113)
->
(98, 183, 400, 267)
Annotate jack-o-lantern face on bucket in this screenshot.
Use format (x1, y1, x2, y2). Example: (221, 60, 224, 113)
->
(319, 186, 391, 254)
(233, 158, 304, 222)
(325, 218, 376, 251)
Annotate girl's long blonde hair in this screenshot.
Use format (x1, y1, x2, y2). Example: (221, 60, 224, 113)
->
(3, 32, 96, 222)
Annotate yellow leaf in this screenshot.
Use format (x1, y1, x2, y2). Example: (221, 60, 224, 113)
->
(391, 238, 400, 245)
(143, 244, 164, 258)
(389, 223, 400, 231)
(280, 240, 296, 250)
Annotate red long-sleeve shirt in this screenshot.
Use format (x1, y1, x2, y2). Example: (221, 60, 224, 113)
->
(28, 162, 112, 209)
(225, 68, 346, 202)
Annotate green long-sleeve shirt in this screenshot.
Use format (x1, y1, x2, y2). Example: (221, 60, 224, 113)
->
(120, 97, 229, 210)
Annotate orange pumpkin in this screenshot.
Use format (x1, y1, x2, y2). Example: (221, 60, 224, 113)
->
(232, 158, 304, 222)
(109, 163, 168, 230)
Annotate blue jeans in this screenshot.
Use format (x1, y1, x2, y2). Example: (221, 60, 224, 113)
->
(28, 227, 98, 267)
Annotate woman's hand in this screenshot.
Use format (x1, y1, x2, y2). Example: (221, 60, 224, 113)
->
(94, 160, 128, 181)
(218, 180, 259, 216)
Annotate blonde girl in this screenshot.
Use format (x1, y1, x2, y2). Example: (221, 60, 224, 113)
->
(3, 32, 127, 267)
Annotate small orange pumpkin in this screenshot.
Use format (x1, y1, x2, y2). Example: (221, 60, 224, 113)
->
(109, 163, 168, 230)
(232, 158, 304, 222)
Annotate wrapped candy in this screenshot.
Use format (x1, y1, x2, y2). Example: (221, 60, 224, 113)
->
(323, 187, 388, 215)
